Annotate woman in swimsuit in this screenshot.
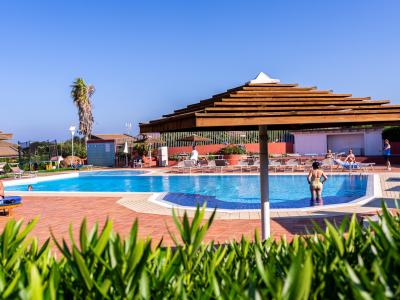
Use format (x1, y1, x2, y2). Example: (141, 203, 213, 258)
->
(383, 139, 391, 171)
(307, 161, 328, 205)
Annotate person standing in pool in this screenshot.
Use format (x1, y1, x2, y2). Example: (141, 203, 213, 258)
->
(307, 161, 327, 206)
(383, 139, 392, 171)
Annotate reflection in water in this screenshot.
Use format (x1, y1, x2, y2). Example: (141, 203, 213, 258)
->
(310, 198, 323, 207)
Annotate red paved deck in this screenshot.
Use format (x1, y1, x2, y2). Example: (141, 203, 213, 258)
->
(0, 196, 350, 248)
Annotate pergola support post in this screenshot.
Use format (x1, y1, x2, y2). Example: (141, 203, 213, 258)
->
(259, 125, 270, 240)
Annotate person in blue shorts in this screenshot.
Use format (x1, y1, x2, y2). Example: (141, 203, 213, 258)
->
(383, 139, 391, 171)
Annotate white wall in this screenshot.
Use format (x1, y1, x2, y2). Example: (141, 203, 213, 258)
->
(327, 134, 364, 155)
(364, 130, 383, 155)
(294, 133, 327, 154)
(293, 128, 383, 156)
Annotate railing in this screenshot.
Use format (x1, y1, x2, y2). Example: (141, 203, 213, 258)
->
(159, 130, 294, 147)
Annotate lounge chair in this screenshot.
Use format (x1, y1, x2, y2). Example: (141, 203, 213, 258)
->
(9, 166, 37, 178)
(171, 160, 185, 173)
(284, 159, 300, 172)
(251, 159, 260, 172)
(214, 159, 229, 173)
(268, 160, 282, 172)
(321, 158, 335, 172)
(183, 160, 199, 173)
(198, 159, 210, 173)
(334, 159, 374, 172)
(235, 159, 253, 173)
(0, 162, 6, 174)
(0, 196, 22, 216)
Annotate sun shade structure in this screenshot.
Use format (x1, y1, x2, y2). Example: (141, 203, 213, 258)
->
(0, 131, 13, 141)
(140, 72, 400, 239)
(140, 72, 400, 132)
(177, 134, 212, 142)
(134, 135, 165, 145)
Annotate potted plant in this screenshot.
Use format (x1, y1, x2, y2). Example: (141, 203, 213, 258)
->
(218, 144, 247, 165)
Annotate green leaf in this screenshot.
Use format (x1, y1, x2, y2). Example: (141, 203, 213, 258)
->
(93, 219, 113, 256)
(72, 246, 93, 290)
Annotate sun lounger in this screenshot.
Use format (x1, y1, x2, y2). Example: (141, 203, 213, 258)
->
(10, 166, 37, 178)
(197, 160, 210, 173)
(214, 159, 229, 173)
(171, 160, 185, 173)
(183, 160, 199, 173)
(268, 160, 282, 172)
(235, 159, 254, 172)
(321, 158, 335, 172)
(334, 159, 374, 172)
(0, 196, 22, 216)
(0, 162, 6, 174)
(284, 159, 300, 172)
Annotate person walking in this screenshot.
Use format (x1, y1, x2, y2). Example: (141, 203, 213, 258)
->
(383, 139, 392, 171)
(307, 161, 328, 206)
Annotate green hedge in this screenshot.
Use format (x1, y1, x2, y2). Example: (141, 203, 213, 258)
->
(382, 126, 400, 142)
(0, 204, 399, 298)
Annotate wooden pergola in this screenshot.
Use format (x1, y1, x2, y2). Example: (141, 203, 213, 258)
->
(140, 72, 400, 239)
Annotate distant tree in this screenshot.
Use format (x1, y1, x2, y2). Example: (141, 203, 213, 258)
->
(382, 126, 400, 142)
(70, 78, 95, 143)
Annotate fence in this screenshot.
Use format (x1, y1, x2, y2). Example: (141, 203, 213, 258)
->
(159, 130, 294, 147)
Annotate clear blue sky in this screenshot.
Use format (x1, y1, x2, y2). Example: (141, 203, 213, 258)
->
(1, 0, 399, 142)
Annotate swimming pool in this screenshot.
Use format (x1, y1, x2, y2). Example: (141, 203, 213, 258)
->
(5, 171, 370, 209)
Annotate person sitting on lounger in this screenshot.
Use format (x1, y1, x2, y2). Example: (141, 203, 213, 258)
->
(307, 161, 327, 206)
(344, 148, 356, 163)
(190, 145, 199, 164)
(325, 149, 334, 159)
(0, 180, 4, 199)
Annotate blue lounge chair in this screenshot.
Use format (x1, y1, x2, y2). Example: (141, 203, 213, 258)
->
(334, 159, 375, 172)
(0, 196, 22, 216)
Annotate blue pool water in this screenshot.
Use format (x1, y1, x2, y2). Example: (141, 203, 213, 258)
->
(6, 171, 369, 209)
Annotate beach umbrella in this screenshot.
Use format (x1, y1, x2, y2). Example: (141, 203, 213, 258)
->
(177, 134, 211, 147)
(123, 141, 129, 153)
(134, 135, 165, 164)
(177, 134, 211, 143)
(0, 132, 13, 141)
(139, 71, 400, 240)
(123, 141, 129, 166)
(134, 135, 165, 145)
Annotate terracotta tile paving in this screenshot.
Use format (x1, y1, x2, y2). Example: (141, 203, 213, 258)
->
(0, 196, 350, 249)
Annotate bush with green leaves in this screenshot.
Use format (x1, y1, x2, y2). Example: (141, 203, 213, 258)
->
(383, 126, 400, 142)
(0, 204, 399, 299)
(218, 145, 247, 155)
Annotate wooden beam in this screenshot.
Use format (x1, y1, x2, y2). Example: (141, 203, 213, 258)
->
(195, 113, 400, 127)
(196, 108, 400, 117)
(213, 100, 390, 106)
(230, 93, 353, 98)
(204, 105, 394, 112)
(234, 90, 331, 95)
(221, 97, 370, 102)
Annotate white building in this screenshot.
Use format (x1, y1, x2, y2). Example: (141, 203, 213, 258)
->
(292, 127, 383, 156)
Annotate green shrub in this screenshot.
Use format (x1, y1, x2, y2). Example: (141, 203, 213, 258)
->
(218, 144, 247, 155)
(382, 126, 400, 142)
(0, 204, 400, 298)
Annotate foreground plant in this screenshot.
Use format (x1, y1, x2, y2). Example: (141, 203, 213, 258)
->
(0, 204, 399, 299)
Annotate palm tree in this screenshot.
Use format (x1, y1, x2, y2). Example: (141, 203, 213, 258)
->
(70, 78, 95, 144)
